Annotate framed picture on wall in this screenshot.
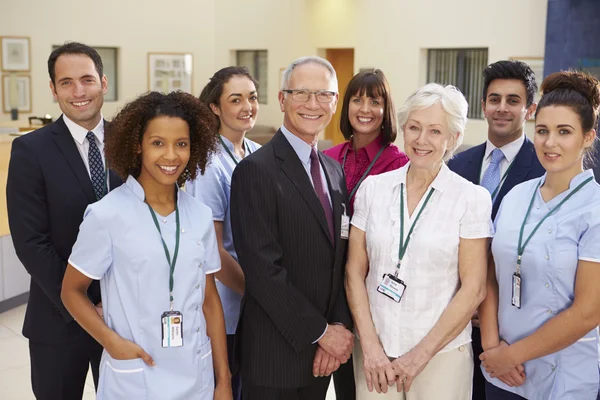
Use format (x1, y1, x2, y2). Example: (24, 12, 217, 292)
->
(2, 74, 31, 113)
(1, 37, 31, 72)
(147, 53, 193, 94)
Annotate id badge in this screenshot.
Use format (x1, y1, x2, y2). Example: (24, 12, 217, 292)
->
(341, 212, 350, 240)
(161, 311, 184, 347)
(511, 273, 522, 309)
(377, 273, 407, 303)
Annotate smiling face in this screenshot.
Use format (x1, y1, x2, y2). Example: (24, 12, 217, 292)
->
(482, 79, 536, 147)
(348, 92, 385, 139)
(50, 53, 108, 131)
(279, 62, 338, 145)
(534, 105, 595, 176)
(211, 75, 259, 135)
(403, 103, 459, 170)
(138, 116, 191, 188)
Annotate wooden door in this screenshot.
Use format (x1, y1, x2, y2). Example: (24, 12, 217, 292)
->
(325, 48, 354, 146)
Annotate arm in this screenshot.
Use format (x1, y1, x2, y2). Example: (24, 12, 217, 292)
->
(61, 265, 154, 364)
(203, 273, 232, 396)
(478, 252, 500, 351)
(213, 221, 244, 295)
(346, 226, 396, 393)
(230, 161, 328, 352)
(7, 138, 75, 322)
(393, 237, 488, 391)
(482, 260, 600, 376)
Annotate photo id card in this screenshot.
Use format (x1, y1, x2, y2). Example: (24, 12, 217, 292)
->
(377, 273, 407, 303)
(161, 311, 184, 347)
(341, 204, 350, 239)
(511, 273, 522, 309)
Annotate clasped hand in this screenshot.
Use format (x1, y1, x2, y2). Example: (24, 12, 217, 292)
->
(480, 341, 526, 387)
(313, 324, 354, 377)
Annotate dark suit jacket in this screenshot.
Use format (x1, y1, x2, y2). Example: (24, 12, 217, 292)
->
(6, 115, 122, 344)
(447, 136, 545, 219)
(230, 130, 352, 388)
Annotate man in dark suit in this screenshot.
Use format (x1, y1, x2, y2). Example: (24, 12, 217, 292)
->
(6, 42, 121, 400)
(230, 56, 354, 400)
(448, 60, 545, 400)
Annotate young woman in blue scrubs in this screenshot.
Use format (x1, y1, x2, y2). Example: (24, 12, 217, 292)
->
(187, 66, 260, 400)
(61, 92, 232, 399)
(479, 71, 600, 400)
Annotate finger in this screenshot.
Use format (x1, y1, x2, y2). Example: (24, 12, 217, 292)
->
(365, 369, 374, 392)
(320, 354, 330, 376)
(377, 370, 388, 394)
(139, 349, 155, 366)
(385, 365, 396, 386)
(313, 349, 323, 376)
(396, 377, 403, 392)
(404, 376, 414, 392)
(325, 355, 336, 376)
(498, 376, 514, 387)
(516, 364, 525, 374)
(512, 369, 526, 386)
(479, 352, 486, 361)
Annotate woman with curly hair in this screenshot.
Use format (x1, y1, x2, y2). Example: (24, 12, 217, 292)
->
(187, 66, 260, 400)
(61, 91, 232, 399)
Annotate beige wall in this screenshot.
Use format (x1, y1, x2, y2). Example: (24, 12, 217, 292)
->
(1, 0, 547, 146)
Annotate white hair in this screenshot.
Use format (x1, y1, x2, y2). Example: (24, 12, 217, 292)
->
(397, 83, 468, 161)
(280, 56, 338, 91)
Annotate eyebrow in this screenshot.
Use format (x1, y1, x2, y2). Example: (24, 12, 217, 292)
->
(227, 91, 257, 98)
(557, 124, 575, 129)
(148, 135, 190, 140)
(57, 74, 97, 83)
(488, 93, 522, 99)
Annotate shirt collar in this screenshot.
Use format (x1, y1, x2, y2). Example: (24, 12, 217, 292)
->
(63, 114, 105, 145)
(392, 161, 450, 193)
(539, 169, 595, 190)
(348, 135, 384, 161)
(125, 175, 182, 207)
(483, 134, 525, 163)
(280, 125, 315, 165)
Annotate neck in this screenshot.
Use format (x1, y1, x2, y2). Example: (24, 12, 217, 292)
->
(352, 131, 379, 150)
(78, 114, 103, 132)
(220, 127, 246, 156)
(488, 128, 524, 148)
(284, 124, 319, 147)
(406, 162, 442, 189)
(137, 172, 176, 206)
(541, 163, 584, 200)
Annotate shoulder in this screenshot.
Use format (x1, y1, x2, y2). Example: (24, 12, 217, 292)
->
(13, 123, 55, 148)
(446, 169, 487, 198)
(245, 138, 262, 151)
(502, 176, 542, 204)
(365, 165, 403, 187)
(383, 144, 409, 168)
(449, 143, 485, 164)
(322, 142, 347, 159)
(180, 190, 213, 218)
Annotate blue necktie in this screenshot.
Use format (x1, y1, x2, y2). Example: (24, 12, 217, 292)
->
(480, 148, 504, 199)
(86, 131, 105, 200)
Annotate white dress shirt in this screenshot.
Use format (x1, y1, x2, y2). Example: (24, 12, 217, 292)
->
(352, 162, 494, 357)
(479, 134, 525, 183)
(63, 114, 106, 177)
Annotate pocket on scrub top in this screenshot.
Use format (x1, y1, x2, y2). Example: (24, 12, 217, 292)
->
(197, 338, 215, 396)
(103, 355, 147, 399)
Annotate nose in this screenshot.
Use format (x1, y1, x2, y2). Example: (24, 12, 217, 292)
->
(359, 100, 369, 113)
(73, 81, 85, 98)
(545, 131, 558, 147)
(242, 99, 252, 113)
(164, 144, 178, 161)
(415, 129, 428, 145)
(305, 93, 320, 109)
(498, 99, 509, 112)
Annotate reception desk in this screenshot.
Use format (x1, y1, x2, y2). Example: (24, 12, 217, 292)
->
(0, 134, 31, 312)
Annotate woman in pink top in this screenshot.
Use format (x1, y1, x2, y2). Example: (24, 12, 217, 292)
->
(324, 69, 409, 211)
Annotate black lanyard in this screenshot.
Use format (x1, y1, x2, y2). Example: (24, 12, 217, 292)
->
(147, 195, 180, 311)
(219, 136, 252, 165)
(516, 176, 593, 274)
(342, 144, 386, 201)
(396, 183, 435, 275)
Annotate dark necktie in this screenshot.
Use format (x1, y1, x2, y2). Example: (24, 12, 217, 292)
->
(86, 131, 105, 200)
(310, 148, 334, 240)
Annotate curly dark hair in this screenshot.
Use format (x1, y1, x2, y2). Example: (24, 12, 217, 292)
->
(105, 91, 218, 187)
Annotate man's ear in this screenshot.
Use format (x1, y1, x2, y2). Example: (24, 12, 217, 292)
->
(525, 102, 537, 121)
(50, 80, 58, 101)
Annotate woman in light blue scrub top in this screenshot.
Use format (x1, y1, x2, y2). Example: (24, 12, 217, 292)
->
(61, 92, 232, 400)
(479, 71, 600, 400)
(188, 66, 260, 400)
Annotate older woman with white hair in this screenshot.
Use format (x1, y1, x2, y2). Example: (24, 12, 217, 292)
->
(346, 83, 494, 399)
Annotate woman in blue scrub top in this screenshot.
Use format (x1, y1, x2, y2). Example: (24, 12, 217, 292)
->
(187, 66, 260, 400)
(61, 92, 232, 399)
(479, 71, 600, 400)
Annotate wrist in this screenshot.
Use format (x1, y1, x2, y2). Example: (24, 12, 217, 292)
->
(481, 335, 500, 351)
(412, 344, 434, 363)
(215, 370, 232, 385)
(506, 342, 523, 366)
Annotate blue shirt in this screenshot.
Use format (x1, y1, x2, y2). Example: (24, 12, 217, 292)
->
(484, 170, 600, 400)
(69, 176, 221, 400)
(187, 135, 260, 334)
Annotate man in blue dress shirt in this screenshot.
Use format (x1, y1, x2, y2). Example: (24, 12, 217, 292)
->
(448, 60, 545, 399)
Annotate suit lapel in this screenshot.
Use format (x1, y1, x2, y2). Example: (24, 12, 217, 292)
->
(273, 131, 333, 246)
(465, 143, 486, 184)
(497, 138, 534, 202)
(51, 116, 97, 203)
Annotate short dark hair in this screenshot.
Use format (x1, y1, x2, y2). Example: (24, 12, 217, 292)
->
(199, 66, 259, 130)
(48, 42, 103, 85)
(105, 91, 218, 187)
(339, 69, 397, 145)
(482, 60, 538, 107)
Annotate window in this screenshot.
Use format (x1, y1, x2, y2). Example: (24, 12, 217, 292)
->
(52, 45, 118, 101)
(236, 50, 268, 104)
(427, 48, 488, 119)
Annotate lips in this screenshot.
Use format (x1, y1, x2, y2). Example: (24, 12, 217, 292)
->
(158, 165, 179, 175)
(300, 114, 321, 120)
(413, 148, 432, 156)
(544, 152, 560, 160)
(357, 117, 374, 124)
(238, 114, 252, 120)
(72, 100, 91, 108)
